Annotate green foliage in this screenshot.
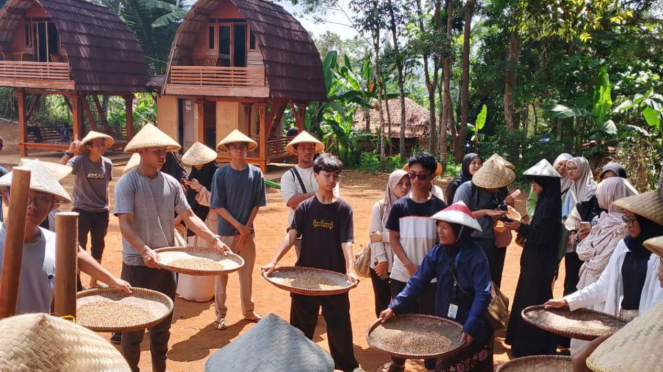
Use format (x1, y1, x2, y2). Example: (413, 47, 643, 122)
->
(357, 152, 406, 173)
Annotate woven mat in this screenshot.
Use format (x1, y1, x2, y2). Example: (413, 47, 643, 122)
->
(205, 313, 334, 372)
(496, 356, 572, 372)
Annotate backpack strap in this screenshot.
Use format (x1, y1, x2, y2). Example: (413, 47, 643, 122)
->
(290, 168, 307, 194)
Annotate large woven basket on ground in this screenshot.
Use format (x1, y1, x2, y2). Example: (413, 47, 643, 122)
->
(155, 246, 245, 275)
(0, 313, 130, 372)
(77, 287, 174, 332)
(496, 355, 573, 372)
(366, 314, 465, 360)
(522, 305, 626, 341)
(263, 266, 358, 296)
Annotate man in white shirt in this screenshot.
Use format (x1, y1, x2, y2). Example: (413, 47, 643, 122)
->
(280, 131, 338, 257)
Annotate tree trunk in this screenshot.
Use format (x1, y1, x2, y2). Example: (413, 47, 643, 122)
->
(522, 104, 530, 136)
(457, 0, 475, 162)
(504, 31, 520, 132)
(415, 0, 439, 156)
(533, 102, 539, 134)
(384, 85, 393, 157)
(438, 72, 448, 172)
(372, 22, 386, 169)
(387, 0, 407, 161)
(443, 0, 456, 160)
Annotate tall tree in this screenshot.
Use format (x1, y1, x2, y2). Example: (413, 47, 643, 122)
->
(441, 0, 454, 163)
(456, 0, 475, 161)
(503, 31, 520, 132)
(386, 0, 408, 161)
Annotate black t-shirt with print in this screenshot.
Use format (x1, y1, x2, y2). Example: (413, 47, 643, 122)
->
(290, 196, 354, 274)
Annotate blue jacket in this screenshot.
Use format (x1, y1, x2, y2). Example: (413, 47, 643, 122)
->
(390, 241, 493, 345)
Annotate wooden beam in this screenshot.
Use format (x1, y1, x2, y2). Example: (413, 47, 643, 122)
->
(81, 96, 99, 131)
(295, 103, 307, 132)
(203, 97, 266, 104)
(0, 80, 75, 91)
(62, 95, 72, 113)
(70, 94, 82, 141)
(54, 212, 78, 320)
(124, 95, 134, 141)
(257, 104, 267, 173)
(25, 94, 42, 124)
(266, 102, 287, 139)
(164, 84, 269, 98)
(288, 101, 297, 122)
(195, 99, 205, 143)
(23, 88, 71, 96)
(92, 94, 110, 132)
(16, 89, 26, 157)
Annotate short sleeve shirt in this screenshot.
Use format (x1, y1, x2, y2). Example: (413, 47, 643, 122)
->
(67, 155, 113, 212)
(386, 194, 447, 282)
(290, 196, 353, 274)
(0, 224, 56, 314)
(114, 169, 190, 266)
(280, 165, 340, 224)
(210, 165, 267, 236)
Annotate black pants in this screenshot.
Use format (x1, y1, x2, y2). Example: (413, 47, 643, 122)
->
(290, 293, 358, 372)
(370, 268, 391, 318)
(563, 252, 583, 296)
(74, 209, 109, 260)
(493, 247, 508, 288)
(120, 264, 177, 372)
(390, 279, 437, 370)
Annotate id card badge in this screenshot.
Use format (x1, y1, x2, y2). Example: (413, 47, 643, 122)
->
(447, 304, 459, 319)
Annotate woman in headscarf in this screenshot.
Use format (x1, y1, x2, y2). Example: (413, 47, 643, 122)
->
(503, 159, 562, 357)
(368, 169, 411, 317)
(576, 177, 638, 296)
(445, 153, 482, 203)
(181, 142, 220, 244)
(379, 202, 493, 372)
(546, 191, 663, 340)
(563, 156, 598, 298)
(600, 162, 628, 179)
(526, 153, 572, 219)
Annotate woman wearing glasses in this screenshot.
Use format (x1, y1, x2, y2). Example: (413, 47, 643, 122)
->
(546, 191, 663, 329)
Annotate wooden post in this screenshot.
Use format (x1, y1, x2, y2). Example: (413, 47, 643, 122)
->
(258, 104, 267, 173)
(295, 103, 307, 132)
(54, 212, 78, 320)
(70, 94, 82, 141)
(195, 99, 205, 143)
(16, 89, 26, 157)
(124, 95, 134, 141)
(0, 168, 31, 318)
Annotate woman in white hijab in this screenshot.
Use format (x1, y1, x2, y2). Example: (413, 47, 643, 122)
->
(526, 153, 573, 218)
(368, 169, 411, 317)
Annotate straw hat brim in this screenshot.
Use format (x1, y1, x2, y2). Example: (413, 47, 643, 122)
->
(472, 159, 516, 189)
(286, 132, 325, 155)
(643, 236, 663, 256)
(19, 158, 73, 181)
(612, 191, 663, 226)
(79, 131, 114, 154)
(217, 129, 258, 152)
(403, 162, 443, 178)
(124, 123, 181, 153)
(0, 313, 130, 371)
(182, 142, 218, 166)
(523, 159, 561, 178)
(0, 162, 71, 203)
(122, 153, 141, 175)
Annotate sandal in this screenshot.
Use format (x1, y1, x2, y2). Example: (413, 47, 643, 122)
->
(215, 319, 228, 330)
(377, 362, 405, 372)
(243, 313, 263, 323)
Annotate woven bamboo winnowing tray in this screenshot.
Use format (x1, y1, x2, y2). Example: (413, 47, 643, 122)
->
(155, 246, 244, 275)
(366, 314, 465, 359)
(522, 305, 626, 341)
(263, 266, 358, 296)
(496, 355, 573, 372)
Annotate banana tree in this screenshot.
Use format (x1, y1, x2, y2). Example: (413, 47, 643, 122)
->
(320, 108, 372, 167)
(468, 104, 487, 151)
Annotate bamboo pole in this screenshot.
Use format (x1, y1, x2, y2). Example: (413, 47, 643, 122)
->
(0, 167, 31, 318)
(54, 212, 78, 320)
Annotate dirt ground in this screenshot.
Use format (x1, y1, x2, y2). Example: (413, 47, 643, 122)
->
(0, 122, 566, 372)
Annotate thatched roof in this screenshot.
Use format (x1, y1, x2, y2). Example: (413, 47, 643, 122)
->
(0, 0, 150, 93)
(165, 0, 326, 102)
(354, 98, 435, 138)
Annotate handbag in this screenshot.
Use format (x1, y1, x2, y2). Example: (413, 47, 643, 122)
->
(486, 282, 510, 330)
(354, 245, 372, 278)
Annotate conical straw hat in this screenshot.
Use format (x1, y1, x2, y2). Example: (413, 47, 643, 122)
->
(472, 158, 516, 189)
(643, 236, 663, 256)
(122, 153, 141, 175)
(19, 158, 72, 181)
(79, 130, 114, 154)
(612, 191, 663, 226)
(182, 142, 218, 166)
(0, 313, 130, 372)
(523, 159, 561, 178)
(124, 123, 181, 153)
(286, 131, 324, 155)
(488, 153, 515, 170)
(0, 160, 71, 203)
(587, 302, 663, 372)
(430, 201, 482, 231)
(403, 162, 443, 178)
(217, 129, 258, 152)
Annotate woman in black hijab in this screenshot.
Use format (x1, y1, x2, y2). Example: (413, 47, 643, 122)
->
(185, 162, 218, 236)
(503, 160, 562, 357)
(446, 153, 482, 203)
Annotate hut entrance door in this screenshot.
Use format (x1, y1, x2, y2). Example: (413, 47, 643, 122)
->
(31, 21, 59, 62)
(217, 23, 248, 67)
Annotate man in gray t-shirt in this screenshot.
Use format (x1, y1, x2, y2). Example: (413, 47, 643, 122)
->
(210, 129, 266, 330)
(60, 131, 113, 288)
(115, 123, 228, 372)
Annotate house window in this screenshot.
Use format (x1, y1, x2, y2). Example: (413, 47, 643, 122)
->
(249, 29, 256, 50)
(208, 26, 214, 49)
(24, 24, 30, 46)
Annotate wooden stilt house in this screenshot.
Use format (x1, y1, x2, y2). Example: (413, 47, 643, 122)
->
(157, 0, 326, 171)
(0, 0, 150, 156)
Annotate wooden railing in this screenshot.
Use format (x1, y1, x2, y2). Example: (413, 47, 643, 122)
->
(0, 61, 70, 81)
(170, 66, 265, 87)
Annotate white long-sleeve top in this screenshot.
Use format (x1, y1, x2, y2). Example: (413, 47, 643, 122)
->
(369, 200, 393, 271)
(194, 186, 219, 230)
(565, 239, 663, 317)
